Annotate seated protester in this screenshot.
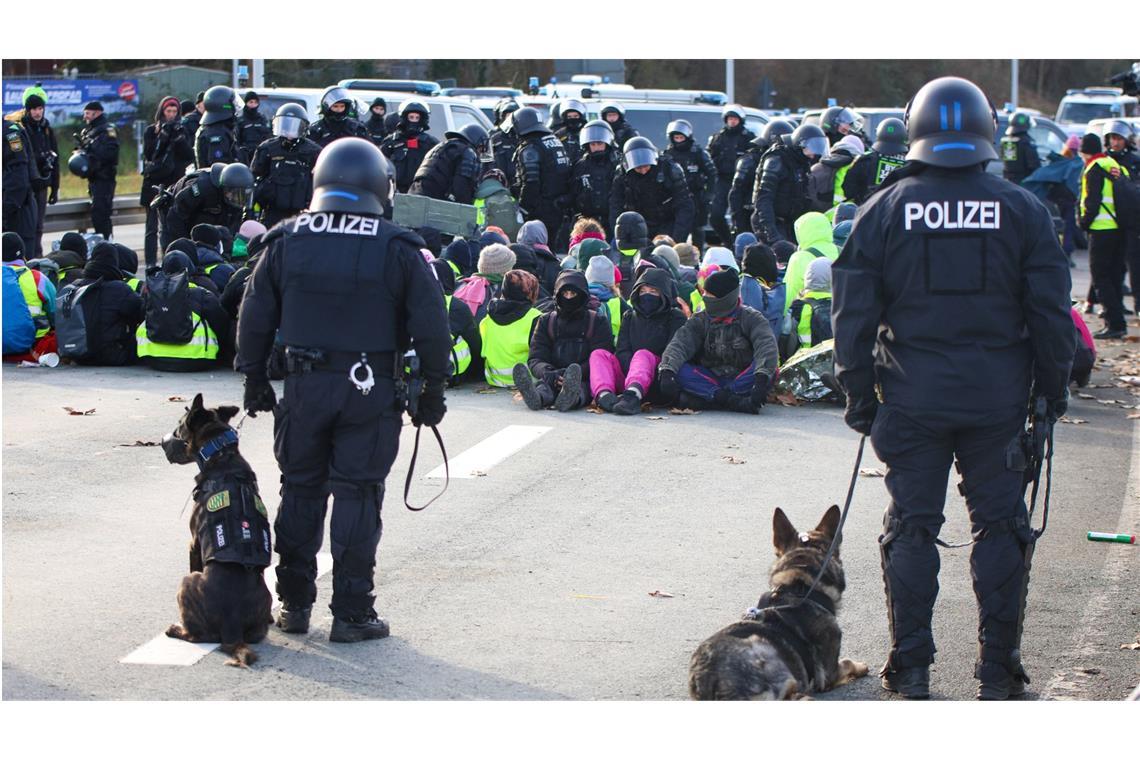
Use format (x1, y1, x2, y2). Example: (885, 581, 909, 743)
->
(740, 242, 786, 342)
(771, 239, 796, 270)
(47, 231, 90, 287)
(220, 232, 268, 319)
(692, 246, 739, 313)
(592, 267, 686, 416)
(164, 238, 221, 295)
(480, 269, 544, 387)
(783, 211, 838, 311)
(3, 232, 56, 358)
(514, 270, 613, 412)
(430, 258, 481, 384)
(417, 226, 443, 258)
(1070, 306, 1096, 388)
(454, 243, 514, 319)
(733, 231, 757, 268)
(232, 219, 266, 262)
(441, 238, 476, 280)
(509, 243, 551, 300)
(585, 255, 629, 341)
(646, 244, 697, 314)
(833, 219, 854, 251)
(64, 242, 144, 366)
(517, 220, 561, 295)
(190, 224, 236, 293)
(136, 250, 230, 372)
(783, 257, 833, 359)
(657, 269, 779, 414)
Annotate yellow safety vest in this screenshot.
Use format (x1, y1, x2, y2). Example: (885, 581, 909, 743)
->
(135, 285, 219, 361)
(690, 288, 705, 314)
(15, 267, 51, 338)
(1080, 156, 1129, 231)
(444, 295, 472, 376)
(832, 164, 851, 206)
(603, 297, 622, 340)
(479, 307, 542, 387)
(474, 198, 486, 227)
(796, 291, 832, 348)
(126, 277, 142, 292)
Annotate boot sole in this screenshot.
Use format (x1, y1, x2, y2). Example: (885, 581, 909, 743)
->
(555, 364, 583, 412)
(329, 629, 390, 643)
(513, 365, 544, 411)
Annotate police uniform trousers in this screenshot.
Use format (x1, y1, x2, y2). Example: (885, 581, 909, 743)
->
(690, 190, 710, 248)
(3, 194, 38, 256)
(33, 188, 47, 257)
(708, 176, 733, 245)
(272, 368, 402, 618)
(88, 178, 116, 239)
(1088, 229, 1127, 332)
(870, 402, 1034, 673)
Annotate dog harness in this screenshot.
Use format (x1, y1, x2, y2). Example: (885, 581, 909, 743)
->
(193, 468, 272, 569)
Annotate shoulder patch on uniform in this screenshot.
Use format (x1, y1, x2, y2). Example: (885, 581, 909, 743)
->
(191, 184, 201, 197)
(106, 127, 117, 139)
(206, 490, 231, 512)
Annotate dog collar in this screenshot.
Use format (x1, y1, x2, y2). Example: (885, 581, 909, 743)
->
(197, 429, 239, 467)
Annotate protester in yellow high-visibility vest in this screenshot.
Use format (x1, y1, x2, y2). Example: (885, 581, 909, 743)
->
(1079, 132, 1130, 339)
(479, 269, 542, 387)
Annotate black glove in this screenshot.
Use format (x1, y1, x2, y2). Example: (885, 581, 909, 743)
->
(541, 369, 563, 389)
(47, 189, 58, 205)
(413, 383, 446, 428)
(1045, 391, 1068, 422)
(750, 374, 770, 409)
(844, 396, 879, 436)
(658, 368, 680, 401)
(243, 375, 276, 418)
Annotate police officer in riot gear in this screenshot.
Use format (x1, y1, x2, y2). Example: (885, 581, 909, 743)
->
(250, 104, 322, 228)
(365, 97, 390, 146)
(19, 92, 59, 256)
(820, 106, 865, 146)
(195, 85, 240, 168)
(609, 136, 694, 243)
(553, 98, 587, 164)
(729, 118, 794, 238)
(3, 118, 41, 255)
(600, 102, 639, 150)
(161, 162, 254, 247)
(664, 119, 717, 248)
(832, 76, 1074, 700)
(570, 119, 620, 228)
(236, 137, 451, 642)
(842, 116, 908, 205)
(707, 104, 757, 245)
(308, 87, 370, 149)
(409, 123, 488, 205)
(1000, 111, 1041, 186)
(511, 107, 572, 250)
(380, 100, 440, 194)
(235, 91, 272, 165)
(489, 98, 520, 184)
(76, 100, 120, 240)
(751, 123, 826, 244)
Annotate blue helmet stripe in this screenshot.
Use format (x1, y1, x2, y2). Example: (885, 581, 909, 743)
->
(932, 142, 977, 152)
(319, 190, 360, 201)
(954, 101, 962, 130)
(940, 105, 948, 131)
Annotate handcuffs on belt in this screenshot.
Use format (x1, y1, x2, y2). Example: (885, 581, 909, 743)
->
(349, 353, 374, 395)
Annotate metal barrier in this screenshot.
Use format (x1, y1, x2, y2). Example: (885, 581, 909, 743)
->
(44, 195, 147, 234)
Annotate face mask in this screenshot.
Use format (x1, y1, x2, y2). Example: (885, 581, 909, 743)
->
(636, 293, 663, 313)
(161, 432, 194, 465)
(557, 291, 583, 313)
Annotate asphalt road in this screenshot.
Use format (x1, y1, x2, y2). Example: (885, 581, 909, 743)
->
(2, 227, 1136, 700)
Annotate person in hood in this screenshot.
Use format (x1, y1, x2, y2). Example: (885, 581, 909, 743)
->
(190, 223, 235, 293)
(810, 135, 864, 212)
(136, 250, 231, 372)
(113, 243, 141, 291)
(740, 242, 786, 343)
(235, 91, 272, 166)
(365, 97, 389, 146)
(784, 211, 838, 311)
(785, 257, 834, 357)
(515, 270, 613, 412)
(47, 232, 89, 287)
(591, 267, 687, 415)
(585, 255, 629, 341)
(517, 220, 561, 295)
(658, 269, 779, 414)
(164, 237, 220, 295)
(479, 269, 543, 387)
(430, 258, 481, 384)
(66, 242, 144, 366)
(442, 238, 475, 279)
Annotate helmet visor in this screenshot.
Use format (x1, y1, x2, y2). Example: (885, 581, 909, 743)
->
(625, 148, 658, 171)
(581, 123, 614, 145)
(801, 136, 830, 158)
(224, 187, 251, 210)
(273, 115, 306, 139)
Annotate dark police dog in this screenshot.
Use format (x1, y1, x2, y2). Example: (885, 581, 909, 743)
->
(162, 394, 273, 668)
(689, 505, 868, 699)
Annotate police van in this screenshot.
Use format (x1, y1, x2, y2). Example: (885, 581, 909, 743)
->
(1054, 87, 1140, 138)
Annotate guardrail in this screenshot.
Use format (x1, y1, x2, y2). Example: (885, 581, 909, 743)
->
(44, 195, 147, 234)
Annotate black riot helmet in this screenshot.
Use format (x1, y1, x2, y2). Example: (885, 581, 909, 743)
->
(201, 85, 237, 126)
(722, 104, 745, 124)
(559, 98, 586, 125)
(545, 100, 563, 130)
(872, 117, 907, 154)
(1104, 119, 1136, 146)
(622, 136, 659, 172)
(790, 123, 830, 160)
(68, 150, 91, 178)
(310, 137, 393, 215)
(320, 87, 356, 120)
(1005, 111, 1035, 136)
(217, 162, 254, 209)
(446, 123, 490, 152)
(820, 106, 863, 140)
(580, 119, 614, 147)
(493, 98, 520, 126)
(753, 118, 794, 151)
(273, 103, 310, 140)
(904, 76, 998, 168)
(512, 106, 549, 136)
(666, 119, 694, 141)
(600, 101, 626, 123)
(398, 99, 430, 131)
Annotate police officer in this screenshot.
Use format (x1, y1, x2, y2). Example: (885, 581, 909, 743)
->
(751, 123, 826, 244)
(832, 76, 1074, 700)
(553, 98, 587, 164)
(609, 136, 694, 243)
(365, 97, 390, 146)
(570, 119, 620, 228)
(379, 100, 440, 194)
(729, 119, 794, 238)
(1000, 111, 1041, 186)
(409, 123, 488, 205)
(183, 91, 205, 141)
(1103, 121, 1140, 315)
(161, 162, 254, 247)
(663, 119, 717, 247)
(600, 102, 639, 150)
(489, 98, 520, 184)
(235, 91, 272, 165)
(3, 118, 40, 254)
(19, 92, 59, 256)
(76, 101, 120, 240)
(842, 117, 908, 205)
(250, 104, 322, 228)
(308, 87, 370, 149)
(511, 107, 572, 250)
(236, 137, 451, 642)
(707, 105, 757, 245)
(820, 106, 866, 146)
(194, 86, 240, 168)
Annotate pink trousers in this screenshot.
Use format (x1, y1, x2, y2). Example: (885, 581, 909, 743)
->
(589, 349, 660, 396)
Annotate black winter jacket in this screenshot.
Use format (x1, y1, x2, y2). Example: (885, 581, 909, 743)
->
(616, 268, 686, 371)
(528, 271, 613, 380)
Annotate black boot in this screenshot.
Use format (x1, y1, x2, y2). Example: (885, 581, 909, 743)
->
(1093, 327, 1126, 339)
(880, 665, 930, 700)
(723, 393, 760, 415)
(555, 363, 583, 412)
(613, 385, 643, 416)
(330, 610, 390, 643)
(595, 390, 618, 413)
(513, 364, 546, 411)
(276, 605, 311, 634)
(976, 659, 1028, 700)
(675, 391, 709, 411)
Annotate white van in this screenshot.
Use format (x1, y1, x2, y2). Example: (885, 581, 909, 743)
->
(1054, 87, 1140, 137)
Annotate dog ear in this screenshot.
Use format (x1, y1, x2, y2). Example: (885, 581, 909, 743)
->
(815, 505, 842, 543)
(216, 405, 240, 424)
(772, 508, 800, 556)
(190, 393, 204, 412)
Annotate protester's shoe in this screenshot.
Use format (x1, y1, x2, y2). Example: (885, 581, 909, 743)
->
(595, 391, 618, 413)
(276, 605, 311, 634)
(613, 388, 643, 416)
(555, 363, 583, 412)
(1093, 328, 1127, 340)
(513, 364, 544, 411)
(724, 394, 760, 415)
(329, 611, 390, 643)
(880, 666, 930, 700)
(975, 661, 1028, 701)
(675, 391, 710, 411)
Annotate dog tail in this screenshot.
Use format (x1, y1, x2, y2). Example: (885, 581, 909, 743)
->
(221, 642, 258, 668)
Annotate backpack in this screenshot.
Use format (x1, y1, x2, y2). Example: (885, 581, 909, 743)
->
(476, 178, 524, 241)
(144, 270, 193, 344)
(742, 276, 786, 342)
(782, 296, 833, 360)
(1107, 174, 1140, 232)
(2, 266, 35, 354)
(56, 280, 101, 360)
(454, 275, 498, 321)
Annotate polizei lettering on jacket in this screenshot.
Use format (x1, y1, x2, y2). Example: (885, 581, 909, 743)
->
(903, 201, 1001, 231)
(292, 212, 380, 236)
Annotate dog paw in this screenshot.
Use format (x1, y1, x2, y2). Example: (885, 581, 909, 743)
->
(838, 657, 870, 683)
(165, 624, 186, 640)
(224, 657, 251, 669)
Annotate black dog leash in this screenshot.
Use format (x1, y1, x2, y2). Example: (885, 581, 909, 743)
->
(403, 423, 449, 512)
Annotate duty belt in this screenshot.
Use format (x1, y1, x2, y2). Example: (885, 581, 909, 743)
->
(283, 346, 396, 375)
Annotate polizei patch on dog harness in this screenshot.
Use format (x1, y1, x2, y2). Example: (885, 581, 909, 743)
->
(196, 482, 272, 569)
(206, 491, 230, 512)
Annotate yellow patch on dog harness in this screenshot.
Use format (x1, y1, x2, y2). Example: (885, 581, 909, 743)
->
(206, 490, 231, 512)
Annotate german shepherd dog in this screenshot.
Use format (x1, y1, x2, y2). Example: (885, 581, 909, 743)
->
(161, 394, 273, 668)
(688, 505, 868, 699)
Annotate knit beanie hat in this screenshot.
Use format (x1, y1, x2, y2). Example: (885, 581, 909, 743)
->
(59, 231, 88, 258)
(518, 220, 549, 247)
(673, 242, 698, 267)
(701, 246, 740, 272)
(238, 219, 267, 241)
(1065, 134, 1081, 152)
(180, 100, 196, 116)
(585, 256, 616, 286)
(481, 228, 510, 246)
(478, 243, 516, 275)
(733, 232, 757, 264)
(83, 100, 104, 112)
(576, 238, 611, 270)
(1080, 133, 1102, 155)
(772, 240, 797, 265)
(833, 220, 854, 250)
(804, 257, 833, 294)
(190, 223, 221, 249)
(2, 232, 24, 262)
(502, 269, 540, 304)
(653, 244, 681, 271)
(742, 243, 778, 284)
(443, 238, 475, 276)
(703, 270, 741, 318)
(24, 93, 46, 110)
(833, 202, 857, 226)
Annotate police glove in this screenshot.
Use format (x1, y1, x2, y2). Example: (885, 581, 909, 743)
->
(413, 382, 447, 428)
(47, 189, 58, 205)
(658, 368, 680, 402)
(243, 374, 276, 418)
(1046, 393, 1068, 423)
(751, 374, 771, 409)
(844, 396, 879, 436)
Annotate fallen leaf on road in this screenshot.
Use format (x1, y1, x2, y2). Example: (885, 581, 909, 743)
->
(168, 396, 186, 402)
(670, 408, 699, 415)
(585, 405, 604, 414)
(1121, 641, 1140, 651)
(512, 392, 523, 402)
(772, 391, 803, 407)
(1117, 376, 1140, 387)
(475, 387, 499, 395)
(117, 441, 159, 447)
(1076, 393, 1097, 400)
(1126, 336, 1140, 343)
(649, 590, 675, 598)
(1128, 413, 1140, 420)
(62, 407, 95, 416)
(722, 455, 746, 465)
(860, 468, 886, 478)
(1097, 399, 1120, 405)
(1059, 417, 1088, 424)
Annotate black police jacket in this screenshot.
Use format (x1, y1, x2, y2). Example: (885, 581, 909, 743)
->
(842, 149, 907, 205)
(664, 139, 717, 200)
(708, 125, 757, 177)
(236, 212, 452, 384)
(3, 122, 37, 208)
(832, 163, 1075, 416)
(554, 123, 583, 164)
(490, 127, 518, 186)
(141, 121, 195, 204)
(410, 138, 481, 204)
(752, 143, 812, 241)
(20, 114, 60, 194)
(307, 116, 370, 149)
(609, 119, 639, 150)
(195, 120, 239, 168)
(380, 127, 441, 193)
(235, 108, 272, 165)
(513, 133, 572, 216)
(365, 114, 390, 146)
(608, 156, 694, 242)
(571, 148, 620, 223)
(250, 136, 322, 213)
(165, 171, 242, 241)
(192, 473, 272, 569)
(1000, 135, 1040, 186)
(78, 115, 120, 181)
(729, 147, 763, 220)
